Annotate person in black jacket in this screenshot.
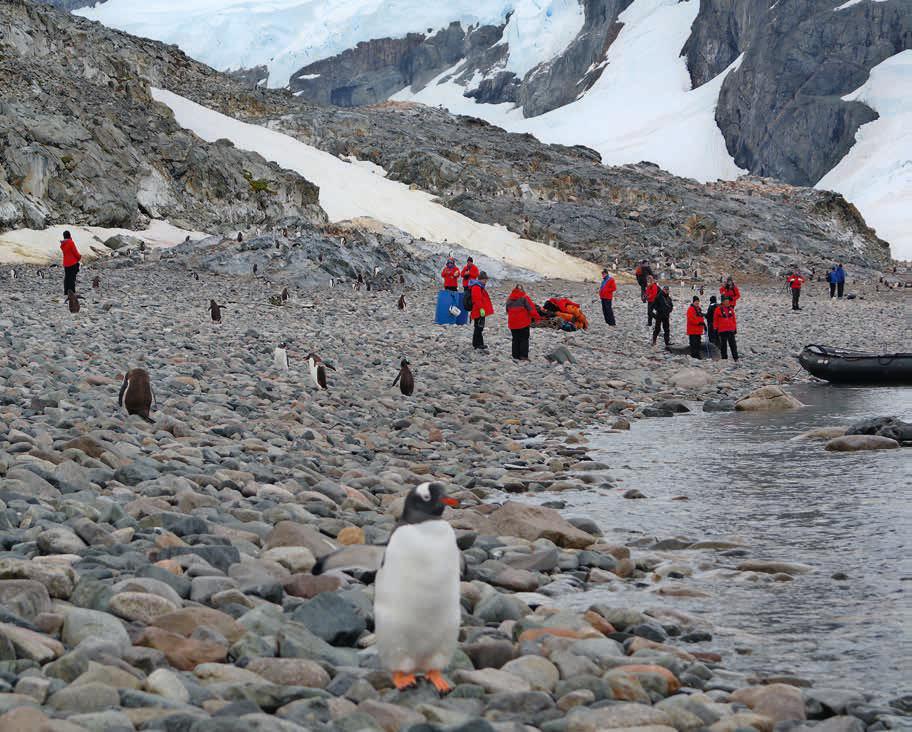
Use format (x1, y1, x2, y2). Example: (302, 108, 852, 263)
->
(651, 285, 673, 347)
(704, 295, 719, 345)
(634, 260, 654, 300)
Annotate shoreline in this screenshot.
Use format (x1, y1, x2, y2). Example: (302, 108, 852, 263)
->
(0, 254, 908, 731)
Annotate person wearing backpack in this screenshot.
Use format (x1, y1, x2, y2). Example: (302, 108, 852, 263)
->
(505, 284, 541, 360)
(651, 285, 673, 347)
(469, 271, 494, 350)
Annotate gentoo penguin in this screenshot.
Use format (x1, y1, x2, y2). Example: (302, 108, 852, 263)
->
(253, 263, 258, 275)
(118, 368, 155, 422)
(66, 291, 80, 313)
(281, 287, 289, 302)
(313, 482, 460, 692)
(92, 276, 100, 290)
(307, 353, 335, 390)
(237, 231, 243, 242)
(398, 294, 406, 310)
(208, 300, 223, 323)
(274, 342, 289, 371)
(392, 359, 414, 396)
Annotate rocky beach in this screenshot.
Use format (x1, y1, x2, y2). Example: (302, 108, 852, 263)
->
(0, 238, 908, 732)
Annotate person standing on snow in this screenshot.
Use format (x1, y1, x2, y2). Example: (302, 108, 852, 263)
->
(60, 230, 81, 296)
(599, 269, 617, 326)
(787, 270, 805, 310)
(686, 296, 706, 359)
(441, 258, 460, 292)
(469, 271, 494, 351)
(505, 284, 541, 360)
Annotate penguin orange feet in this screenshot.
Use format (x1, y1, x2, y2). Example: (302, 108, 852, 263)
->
(426, 669, 451, 694)
(392, 671, 417, 691)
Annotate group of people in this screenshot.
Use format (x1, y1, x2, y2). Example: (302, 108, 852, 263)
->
(826, 263, 847, 299)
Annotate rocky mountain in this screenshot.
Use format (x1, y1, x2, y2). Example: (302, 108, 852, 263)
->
(0, 0, 893, 278)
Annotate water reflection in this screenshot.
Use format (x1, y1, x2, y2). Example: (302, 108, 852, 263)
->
(560, 384, 911, 696)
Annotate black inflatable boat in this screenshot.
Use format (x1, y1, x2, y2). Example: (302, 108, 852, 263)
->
(798, 344, 912, 386)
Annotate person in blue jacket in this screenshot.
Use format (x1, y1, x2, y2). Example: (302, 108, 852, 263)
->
(835, 263, 846, 298)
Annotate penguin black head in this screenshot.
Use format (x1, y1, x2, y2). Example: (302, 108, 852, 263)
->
(401, 482, 458, 525)
(400, 358, 410, 367)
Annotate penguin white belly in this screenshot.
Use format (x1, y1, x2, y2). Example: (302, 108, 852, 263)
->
(274, 348, 288, 371)
(375, 520, 460, 673)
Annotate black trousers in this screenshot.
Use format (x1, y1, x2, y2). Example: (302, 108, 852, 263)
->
(511, 327, 530, 359)
(689, 335, 702, 359)
(472, 317, 486, 349)
(708, 328, 718, 345)
(829, 283, 836, 298)
(792, 288, 801, 310)
(647, 302, 655, 326)
(64, 263, 79, 295)
(837, 281, 844, 298)
(652, 315, 669, 345)
(445, 285, 457, 292)
(719, 331, 739, 360)
(601, 299, 615, 326)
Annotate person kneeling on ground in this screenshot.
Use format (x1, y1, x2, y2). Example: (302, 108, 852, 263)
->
(651, 285, 673, 347)
(714, 295, 739, 361)
(599, 268, 617, 326)
(506, 284, 541, 360)
(686, 296, 706, 359)
(469, 271, 494, 350)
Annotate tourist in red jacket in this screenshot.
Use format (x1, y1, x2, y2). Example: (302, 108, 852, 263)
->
(787, 271, 805, 311)
(644, 275, 659, 326)
(469, 271, 494, 350)
(441, 258, 460, 291)
(686, 296, 706, 359)
(599, 269, 617, 326)
(460, 257, 479, 291)
(713, 295, 739, 361)
(506, 285, 541, 360)
(60, 230, 81, 296)
(720, 277, 740, 306)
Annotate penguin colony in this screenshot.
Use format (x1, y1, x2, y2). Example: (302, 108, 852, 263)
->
(314, 482, 460, 692)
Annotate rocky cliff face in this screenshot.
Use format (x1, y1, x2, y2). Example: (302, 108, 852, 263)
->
(0, 0, 325, 233)
(697, 0, 912, 186)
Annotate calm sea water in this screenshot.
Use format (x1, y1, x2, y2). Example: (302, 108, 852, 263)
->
(549, 384, 911, 699)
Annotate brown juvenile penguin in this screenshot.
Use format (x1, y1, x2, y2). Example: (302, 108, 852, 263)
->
(66, 291, 80, 313)
(392, 358, 414, 396)
(119, 368, 155, 422)
(92, 276, 100, 290)
(397, 294, 406, 310)
(281, 287, 289, 302)
(208, 300, 224, 323)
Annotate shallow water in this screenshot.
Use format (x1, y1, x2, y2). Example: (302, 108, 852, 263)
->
(555, 384, 911, 698)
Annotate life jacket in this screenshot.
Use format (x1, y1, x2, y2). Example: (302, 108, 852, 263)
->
(714, 305, 737, 333)
(469, 281, 493, 321)
(599, 275, 617, 300)
(60, 239, 81, 268)
(686, 304, 706, 335)
(441, 264, 460, 288)
(505, 289, 540, 330)
(547, 297, 579, 311)
(461, 263, 479, 286)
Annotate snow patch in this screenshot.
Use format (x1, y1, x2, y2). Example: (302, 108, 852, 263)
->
(834, 0, 889, 10)
(0, 220, 205, 264)
(817, 50, 912, 260)
(152, 88, 599, 281)
(500, 0, 585, 78)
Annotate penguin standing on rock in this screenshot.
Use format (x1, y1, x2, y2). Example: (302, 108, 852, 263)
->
(274, 342, 289, 372)
(307, 353, 335, 390)
(92, 276, 100, 290)
(397, 294, 406, 310)
(208, 300, 224, 323)
(392, 359, 414, 396)
(118, 368, 155, 423)
(66, 291, 81, 313)
(313, 482, 460, 692)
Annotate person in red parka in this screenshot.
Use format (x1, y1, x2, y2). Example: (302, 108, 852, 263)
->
(469, 271, 494, 350)
(685, 296, 706, 359)
(713, 295, 739, 361)
(460, 257, 479, 291)
(441, 258, 460, 291)
(505, 284, 541, 360)
(60, 230, 81, 296)
(644, 275, 659, 326)
(599, 269, 617, 326)
(720, 277, 740, 306)
(787, 270, 805, 310)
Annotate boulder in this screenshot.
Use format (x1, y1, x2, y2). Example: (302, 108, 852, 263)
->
(825, 435, 900, 452)
(731, 683, 806, 723)
(791, 426, 847, 441)
(735, 386, 803, 411)
(846, 416, 912, 442)
(671, 368, 713, 388)
(487, 502, 596, 549)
